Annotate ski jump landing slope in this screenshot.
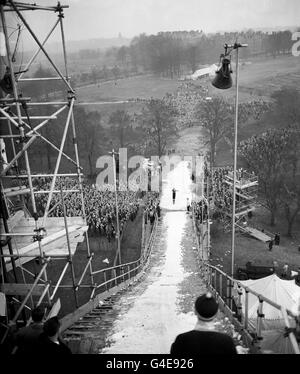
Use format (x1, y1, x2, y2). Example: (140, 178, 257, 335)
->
(99, 161, 223, 354)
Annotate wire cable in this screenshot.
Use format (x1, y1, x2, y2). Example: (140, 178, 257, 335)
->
(11, 24, 21, 63)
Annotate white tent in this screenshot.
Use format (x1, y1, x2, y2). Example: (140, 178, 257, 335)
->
(235, 274, 300, 353)
(190, 64, 218, 80)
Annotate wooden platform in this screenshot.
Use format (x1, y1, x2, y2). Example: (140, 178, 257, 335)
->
(2, 211, 88, 271)
(0, 283, 47, 296)
(238, 225, 271, 243)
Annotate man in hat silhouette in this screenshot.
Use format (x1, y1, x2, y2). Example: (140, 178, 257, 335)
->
(38, 316, 71, 354)
(170, 292, 237, 355)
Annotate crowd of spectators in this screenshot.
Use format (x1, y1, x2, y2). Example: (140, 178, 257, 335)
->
(8, 177, 163, 242)
(209, 166, 232, 213)
(163, 82, 271, 130)
(164, 82, 209, 128)
(192, 199, 208, 223)
(143, 191, 160, 227)
(203, 165, 256, 216)
(82, 187, 139, 241)
(233, 99, 271, 123)
(31, 178, 140, 241)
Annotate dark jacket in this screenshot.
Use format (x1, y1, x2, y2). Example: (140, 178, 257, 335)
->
(14, 322, 44, 354)
(170, 330, 237, 355)
(37, 333, 72, 354)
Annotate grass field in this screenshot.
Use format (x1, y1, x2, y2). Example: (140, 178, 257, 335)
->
(76, 74, 182, 103)
(76, 55, 300, 106)
(75, 74, 183, 124)
(74, 54, 300, 131)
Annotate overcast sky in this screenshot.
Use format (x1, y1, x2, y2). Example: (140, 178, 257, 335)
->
(12, 0, 300, 41)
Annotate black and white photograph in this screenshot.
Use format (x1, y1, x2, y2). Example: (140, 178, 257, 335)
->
(0, 0, 300, 359)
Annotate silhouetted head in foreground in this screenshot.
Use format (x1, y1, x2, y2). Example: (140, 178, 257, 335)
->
(43, 316, 61, 338)
(195, 292, 219, 321)
(31, 306, 45, 323)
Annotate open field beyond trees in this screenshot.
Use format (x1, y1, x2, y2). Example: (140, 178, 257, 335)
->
(76, 74, 182, 103)
(76, 54, 300, 108)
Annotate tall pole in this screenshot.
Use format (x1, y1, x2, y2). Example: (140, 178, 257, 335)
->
(231, 46, 240, 279)
(60, 184, 78, 308)
(111, 149, 121, 265)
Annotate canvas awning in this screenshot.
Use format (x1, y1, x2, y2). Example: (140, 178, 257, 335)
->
(234, 274, 300, 353)
(190, 64, 218, 80)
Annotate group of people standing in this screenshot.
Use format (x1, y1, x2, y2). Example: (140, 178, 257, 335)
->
(6, 306, 71, 355)
(31, 178, 140, 241)
(268, 232, 281, 251)
(144, 192, 160, 229)
(193, 199, 208, 223)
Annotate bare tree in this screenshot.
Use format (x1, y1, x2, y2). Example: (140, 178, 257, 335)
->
(139, 98, 178, 157)
(279, 178, 300, 236)
(75, 108, 107, 177)
(108, 110, 133, 148)
(196, 97, 232, 167)
(239, 128, 299, 226)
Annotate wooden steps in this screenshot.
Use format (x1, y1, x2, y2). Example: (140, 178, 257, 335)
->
(62, 218, 163, 352)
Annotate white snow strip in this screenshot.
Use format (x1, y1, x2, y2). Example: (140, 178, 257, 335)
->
(102, 162, 197, 354)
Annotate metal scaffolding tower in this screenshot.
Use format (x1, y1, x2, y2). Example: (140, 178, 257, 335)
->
(212, 168, 258, 233)
(223, 169, 258, 218)
(0, 1, 95, 344)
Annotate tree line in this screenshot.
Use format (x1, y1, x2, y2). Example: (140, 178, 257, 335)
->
(238, 88, 300, 236)
(19, 29, 298, 89)
(101, 29, 296, 79)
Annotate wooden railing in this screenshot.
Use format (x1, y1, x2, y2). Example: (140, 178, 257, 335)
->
(90, 217, 158, 297)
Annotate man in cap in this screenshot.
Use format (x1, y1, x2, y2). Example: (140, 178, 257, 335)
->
(38, 316, 71, 354)
(170, 292, 237, 355)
